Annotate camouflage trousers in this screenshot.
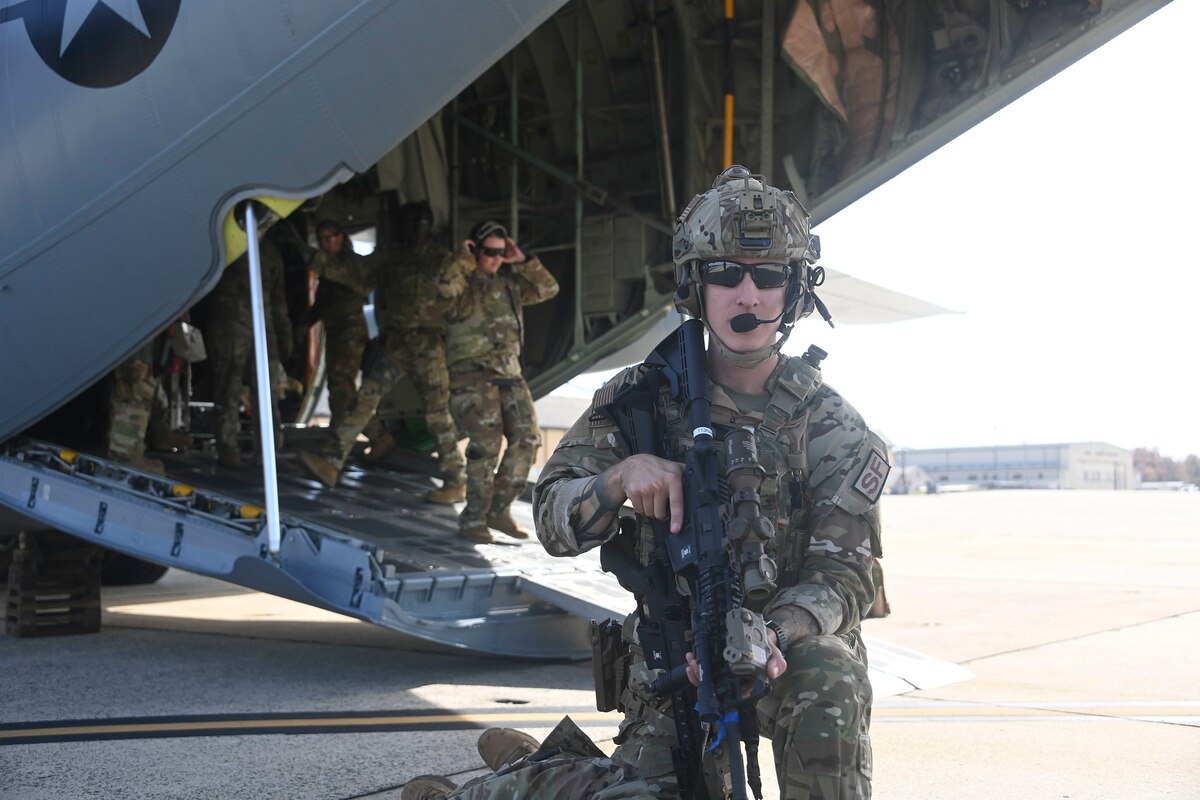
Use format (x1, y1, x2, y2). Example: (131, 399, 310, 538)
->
(364, 328, 462, 484)
(323, 316, 367, 430)
(448, 716, 668, 800)
(205, 320, 252, 458)
(448, 372, 540, 527)
(448, 633, 872, 800)
(324, 330, 464, 486)
(105, 352, 157, 460)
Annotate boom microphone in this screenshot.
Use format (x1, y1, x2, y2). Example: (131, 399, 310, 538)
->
(730, 311, 783, 333)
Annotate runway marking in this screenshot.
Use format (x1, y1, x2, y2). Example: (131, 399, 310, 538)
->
(0, 709, 618, 746)
(3, 703, 1196, 745)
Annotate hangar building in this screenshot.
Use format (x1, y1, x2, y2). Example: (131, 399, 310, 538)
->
(891, 442, 1136, 491)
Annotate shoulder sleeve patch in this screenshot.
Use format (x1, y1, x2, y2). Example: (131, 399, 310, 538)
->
(852, 447, 890, 503)
(589, 382, 617, 427)
(588, 366, 644, 428)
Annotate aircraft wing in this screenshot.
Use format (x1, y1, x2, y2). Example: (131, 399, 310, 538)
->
(582, 268, 953, 375)
(818, 268, 956, 325)
(0, 0, 567, 441)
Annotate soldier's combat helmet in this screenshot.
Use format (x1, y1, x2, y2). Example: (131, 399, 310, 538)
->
(672, 165, 831, 366)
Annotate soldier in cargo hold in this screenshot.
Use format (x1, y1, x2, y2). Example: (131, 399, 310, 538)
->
(402, 167, 885, 799)
(360, 201, 466, 501)
(295, 219, 373, 433)
(195, 227, 293, 468)
(297, 203, 467, 497)
(444, 220, 558, 544)
(103, 342, 163, 475)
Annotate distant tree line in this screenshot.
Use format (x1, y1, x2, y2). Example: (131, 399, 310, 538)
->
(1134, 448, 1200, 484)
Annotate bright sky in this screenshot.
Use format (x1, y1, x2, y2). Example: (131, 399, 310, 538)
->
(560, 1, 1200, 460)
(803, 0, 1199, 459)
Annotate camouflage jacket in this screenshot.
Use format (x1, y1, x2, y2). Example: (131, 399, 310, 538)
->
(377, 241, 462, 337)
(311, 246, 382, 300)
(445, 253, 559, 377)
(532, 350, 886, 638)
(201, 241, 292, 350)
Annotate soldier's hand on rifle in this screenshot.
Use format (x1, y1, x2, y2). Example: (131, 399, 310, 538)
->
(614, 454, 686, 533)
(683, 629, 788, 689)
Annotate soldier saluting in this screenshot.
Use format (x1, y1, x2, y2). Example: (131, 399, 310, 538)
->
(403, 167, 887, 799)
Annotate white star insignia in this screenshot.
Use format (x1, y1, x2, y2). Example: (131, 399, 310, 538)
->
(61, 0, 150, 56)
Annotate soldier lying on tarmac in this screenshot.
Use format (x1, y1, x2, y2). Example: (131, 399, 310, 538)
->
(402, 167, 886, 799)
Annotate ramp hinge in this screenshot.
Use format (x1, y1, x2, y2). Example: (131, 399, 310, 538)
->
(171, 522, 184, 557)
(95, 502, 108, 535)
(27, 477, 38, 509)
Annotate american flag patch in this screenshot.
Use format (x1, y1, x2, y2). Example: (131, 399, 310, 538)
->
(589, 383, 617, 427)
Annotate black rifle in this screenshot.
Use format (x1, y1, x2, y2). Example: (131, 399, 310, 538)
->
(598, 318, 771, 800)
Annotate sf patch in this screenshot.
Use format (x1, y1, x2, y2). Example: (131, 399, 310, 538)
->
(852, 448, 890, 503)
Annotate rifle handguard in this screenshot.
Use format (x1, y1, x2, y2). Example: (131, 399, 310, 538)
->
(724, 427, 779, 600)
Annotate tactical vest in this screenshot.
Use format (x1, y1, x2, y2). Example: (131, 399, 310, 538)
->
(647, 352, 826, 601)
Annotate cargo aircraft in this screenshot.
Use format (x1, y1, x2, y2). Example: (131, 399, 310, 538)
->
(0, 0, 1172, 694)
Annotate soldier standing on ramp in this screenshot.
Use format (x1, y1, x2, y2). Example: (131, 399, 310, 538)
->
(360, 202, 468, 504)
(443, 221, 558, 544)
(295, 220, 374, 435)
(196, 228, 292, 468)
(298, 203, 468, 500)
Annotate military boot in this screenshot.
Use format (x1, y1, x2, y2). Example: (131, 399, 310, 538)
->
(458, 520, 494, 544)
(477, 727, 540, 771)
(485, 509, 531, 539)
(298, 451, 340, 488)
(400, 774, 458, 800)
(364, 432, 397, 463)
(425, 482, 466, 504)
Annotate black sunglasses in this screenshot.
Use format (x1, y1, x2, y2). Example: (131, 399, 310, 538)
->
(479, 246, 506, 258)
(700, 260, 791, 289)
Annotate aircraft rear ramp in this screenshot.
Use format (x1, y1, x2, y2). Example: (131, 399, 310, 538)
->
(1, 437, 971, 696)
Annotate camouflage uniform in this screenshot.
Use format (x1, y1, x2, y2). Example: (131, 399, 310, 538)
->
(444, 250, 559, 531)
(367, 240, 465, 484)
(307, 246, 377, 429)
(471, 351, 884, 800)
(104, 342, 158, 464)
(314, 242, 468, 482)
(447, 715, 665, 799)
(198, 241, 292, 463)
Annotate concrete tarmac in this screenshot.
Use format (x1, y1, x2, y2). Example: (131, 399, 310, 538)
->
(2, 490, 1197, 799)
